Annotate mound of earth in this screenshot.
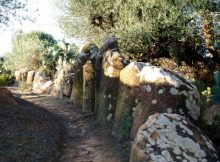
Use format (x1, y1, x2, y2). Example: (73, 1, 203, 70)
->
(0, 87, 20, 108)
(0, 88, 63, 161)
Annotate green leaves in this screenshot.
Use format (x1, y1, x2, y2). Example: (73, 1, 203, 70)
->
(60, 0, 220, 62)
(3, 31, 56, 72)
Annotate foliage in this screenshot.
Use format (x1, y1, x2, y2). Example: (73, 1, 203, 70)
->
(212, 70, 220, 104)
(3, 31, 56, 72)
(59, 0, 220, 62)
(0, 57, 8, 74)
(3, 30, 78, 78)
(43, 41, 78, 77)
(0, 0, 38, 30)
(0, 74, 15, 86)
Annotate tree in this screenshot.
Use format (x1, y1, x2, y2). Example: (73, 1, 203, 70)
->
(59, 0, 220, 63)
(3, 31, 56, 71)
(0, 0, 38, 29)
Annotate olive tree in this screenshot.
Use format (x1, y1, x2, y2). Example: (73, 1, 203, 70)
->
(0, 0, 38, 30)
(3, 31, 56, 71)
(59, 0, 220, 63)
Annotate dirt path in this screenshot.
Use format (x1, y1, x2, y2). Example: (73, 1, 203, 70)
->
(13, 91, 128, 162)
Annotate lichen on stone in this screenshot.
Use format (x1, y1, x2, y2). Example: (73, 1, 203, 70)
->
(130, 113, 219, 162)
(106, 113, 113, 121)
(170, 87, 179, 95)
(151, 99, 157, 105)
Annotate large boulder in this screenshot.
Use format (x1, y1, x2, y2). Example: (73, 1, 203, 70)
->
(98, 50, 124, 126)
(113, 62, 147, 139)
(130, 64, 201, 138)
(32, 71, 47, 94)
(82, 60, 95, 112)
(130, 113, 219, 162)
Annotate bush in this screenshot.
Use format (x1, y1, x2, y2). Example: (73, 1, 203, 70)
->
(0, 74, 15, 86)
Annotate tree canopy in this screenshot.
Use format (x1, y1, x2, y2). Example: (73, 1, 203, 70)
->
(0, 0, 38, 29)
(60, 0, 220, 63)
(3, 31, 56, 71)
(3, 31, 78, 77)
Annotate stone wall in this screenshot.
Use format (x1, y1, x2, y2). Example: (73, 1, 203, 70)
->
(14, 36, 219, 161)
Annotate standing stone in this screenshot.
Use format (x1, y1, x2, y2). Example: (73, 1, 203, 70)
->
(26, 70, 35, 84)
(70, 43, 98, 108)
(95, 36, 120, 115)
(14, 68, 28, 81)
(130, 113, 219, 162)
(14, 68, 28, 87)
(62, 62, 75, 97)
(32, 71, 47, 94)
(63, 74, 73, 97)
(98, 50, 124, 126)
(51, 58, 72, 98)
(82, 60, 95, 112)
(130, 64, 201, 138)
(70, 66, 83, 107)
(113, 62, 147, 139)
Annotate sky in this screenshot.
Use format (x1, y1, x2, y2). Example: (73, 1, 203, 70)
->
(0, 0, 84, 56)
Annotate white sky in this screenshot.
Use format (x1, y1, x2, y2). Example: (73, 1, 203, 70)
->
(0, 0, 84, 56)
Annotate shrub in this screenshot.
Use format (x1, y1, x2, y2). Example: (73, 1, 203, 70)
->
(0, 74, 15, 86)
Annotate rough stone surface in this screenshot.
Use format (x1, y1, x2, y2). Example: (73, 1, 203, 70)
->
(203, 104, 220, 126)
(82, 60, 95, 112)
(70, 44, 97, 107)
(63, 74, 72, 97)
(62, 62, 75, 97)
(14, 68, 28, 81)
(130, 113, 219, 162)
(203, 104, 220, 153)
(70, 65, 83, 107)
(113, 62, 147, 139)
(42, 81, 53, 94)
(26, 70, 35, 84)
(94, 36, 119, 115)
(131, 64, 201, 138)
(51, 58, 73, 98)
(98, 49, 124, 126)
(102, 51, 124, 78)
(14, 68, 28, 86)
(32, 71, 47, 94)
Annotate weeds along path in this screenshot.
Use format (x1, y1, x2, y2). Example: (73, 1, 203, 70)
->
(15, 91, 128, 162)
